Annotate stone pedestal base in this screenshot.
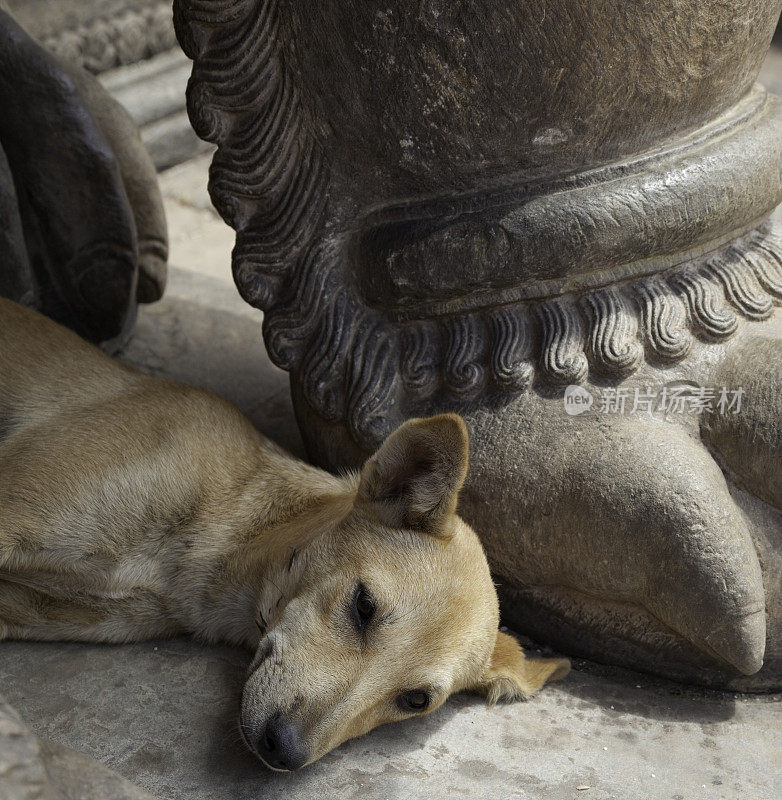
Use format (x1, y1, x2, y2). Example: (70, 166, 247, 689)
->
(175, 0, 782, 690)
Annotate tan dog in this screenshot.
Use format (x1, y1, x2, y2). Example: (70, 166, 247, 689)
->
(0, 297, 569, 770)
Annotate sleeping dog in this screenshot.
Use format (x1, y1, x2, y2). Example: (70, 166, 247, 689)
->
(0, 297, 569, 770)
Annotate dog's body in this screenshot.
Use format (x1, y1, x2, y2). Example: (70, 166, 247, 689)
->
(0, 295, 320, 646)
(0, 297, 568, 768)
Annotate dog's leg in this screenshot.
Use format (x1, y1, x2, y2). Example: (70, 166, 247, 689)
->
(0, 579, 184, 644)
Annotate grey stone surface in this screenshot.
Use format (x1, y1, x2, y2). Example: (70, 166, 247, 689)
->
(175, 0, 782, 688)
(101, 49, 190, 129)
(6, 0, 176, 74)
(156, 156, 235, 282)
(100, 49, 211, 171)
(2, 627, 780, 799)
(159, 152, 220, 214)
(139, 108, 212, 172)
(759, 44, 782, 96)
(0, 692, 156, 800)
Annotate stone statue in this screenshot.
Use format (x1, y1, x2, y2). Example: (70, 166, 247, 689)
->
(175, 0, 782, 691)
(0, 7, 167, 345)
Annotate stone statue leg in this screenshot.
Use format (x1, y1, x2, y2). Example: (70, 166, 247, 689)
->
(703, 313, 782, 510)
(699, 312, 782, 687)
(0, 143, 35, 306)
(175, 0, 782, 689)
(460, 372, 771, 686)
(58, 59, 168, 304)
(0, 9, 168, 344)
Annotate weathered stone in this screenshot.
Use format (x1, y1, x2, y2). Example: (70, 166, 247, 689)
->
(176, 0, 782, 689)
(59, 56, 169, 303)
(0, 9, 168, 342)
(5, 0, 176, 74)
(99, 49, 212, 171)
(0, 143, 34, 307)
(0, 693, 157, 800)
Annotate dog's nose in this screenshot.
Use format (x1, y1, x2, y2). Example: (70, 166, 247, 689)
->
(256, 713, 308, 771)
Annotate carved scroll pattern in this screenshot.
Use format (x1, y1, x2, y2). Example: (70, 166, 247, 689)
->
(175, 2, 782, 449)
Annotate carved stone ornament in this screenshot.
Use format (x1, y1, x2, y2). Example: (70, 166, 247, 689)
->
(176, 0, 782, 690)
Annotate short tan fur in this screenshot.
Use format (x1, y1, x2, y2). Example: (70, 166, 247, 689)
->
(0, 297, 568, 769)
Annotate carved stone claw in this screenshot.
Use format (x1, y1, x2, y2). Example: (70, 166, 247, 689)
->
(461, 390, 770, 680)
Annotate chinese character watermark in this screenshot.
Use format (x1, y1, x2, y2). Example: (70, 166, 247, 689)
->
(564, 385, 744, 416)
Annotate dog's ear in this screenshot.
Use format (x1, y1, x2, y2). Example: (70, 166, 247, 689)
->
(356, 414, 469, 537)
(471, 631, 570, 703)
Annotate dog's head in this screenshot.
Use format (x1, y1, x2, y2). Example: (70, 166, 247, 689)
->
(240, 414, 569, 769)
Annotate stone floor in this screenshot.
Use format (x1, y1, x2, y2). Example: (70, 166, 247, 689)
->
(3, 636, 780, 800)
(3, 46, 782, 800)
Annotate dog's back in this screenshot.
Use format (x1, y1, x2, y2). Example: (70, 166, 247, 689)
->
(0, 298, 274, 641)
(0, 297, 137, 439)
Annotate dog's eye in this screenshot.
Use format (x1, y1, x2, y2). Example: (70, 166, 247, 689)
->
(352, 585, 375, 630)
(398, 690, 430, 713)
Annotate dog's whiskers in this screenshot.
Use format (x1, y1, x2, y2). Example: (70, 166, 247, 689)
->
(223, 726, 248, 748)
(236, 719, 254, 754)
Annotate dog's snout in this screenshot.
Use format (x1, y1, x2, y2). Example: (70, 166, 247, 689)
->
(256, 713, 309, 771)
